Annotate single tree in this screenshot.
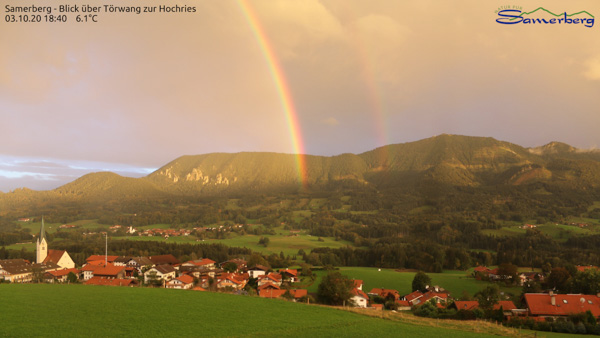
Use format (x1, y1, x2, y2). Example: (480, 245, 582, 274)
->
(412, 271, 431, 292)
(546, 267, 571, 292)
(66, 271, 78, 284)
(475, 284, 500, 311)
(223, 262, 238, 273)
(317, 271, 354, 306)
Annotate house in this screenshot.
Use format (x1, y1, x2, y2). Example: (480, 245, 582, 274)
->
(148, 254, 180, 266)
(420, 291, 449, 305)
(93, 265, 126, 279)
(524, 293, 600, 319)
(402, 290, 423, 305)
(166, 275, 194, 289)
(84, 276, 138, 287)
(80, 264, 102, 281)
(452, 301, 479, 311)
(350, 288, 369, 308)
(44, 268, 79, 283)
(473, 266, 492, 280)
(43, 249, 75, 269)
(144, 264, 176, 284)
(369, 288, 400, 301)
(114, 256, 154, 271)
(216, 273, 246, 290)
(257, 282, 280, 291)
(182, 258, 216, 269)
(257, 273, 282, 287)
(0, 259, 59, 283)
(179, 264, 220, 279)
(248, 265, 269, 279)
(279, 269, 298, 283)
(395, 300, 411, 310)
(519, 272, 544, 285)
(0, 259, 33, 283)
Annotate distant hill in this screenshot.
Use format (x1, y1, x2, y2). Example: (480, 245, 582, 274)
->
(2, 134, 600, 205)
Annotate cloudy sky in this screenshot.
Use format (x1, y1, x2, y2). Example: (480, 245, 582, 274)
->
(2, 0, 600, 191)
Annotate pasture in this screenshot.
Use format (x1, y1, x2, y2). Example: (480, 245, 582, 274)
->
(1, 284, 495, 337)
(306, 267, 521, 298)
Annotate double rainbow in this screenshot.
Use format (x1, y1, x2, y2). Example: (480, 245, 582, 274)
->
(237, 0, 308, 189)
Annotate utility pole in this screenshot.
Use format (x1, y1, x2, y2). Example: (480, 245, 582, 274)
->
(105, 232, 108, 266)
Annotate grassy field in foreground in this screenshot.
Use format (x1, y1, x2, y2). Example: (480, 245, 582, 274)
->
(1, 284, 501, 337)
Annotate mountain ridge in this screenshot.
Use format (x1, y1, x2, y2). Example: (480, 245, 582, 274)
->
(2, 135, 600, 203)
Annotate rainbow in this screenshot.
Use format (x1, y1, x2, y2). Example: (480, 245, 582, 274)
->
(237, 0, 308, 189)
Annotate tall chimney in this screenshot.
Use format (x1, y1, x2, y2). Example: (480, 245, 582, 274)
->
(551, 294, 556, 306)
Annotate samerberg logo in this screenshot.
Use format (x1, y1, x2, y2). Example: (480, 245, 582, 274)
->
(496, 7, 594, 28)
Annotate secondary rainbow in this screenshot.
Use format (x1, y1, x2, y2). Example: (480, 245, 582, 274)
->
(237, 0, 308, 189)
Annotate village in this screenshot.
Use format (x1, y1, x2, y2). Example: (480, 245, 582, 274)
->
(1, 219, 600, 329)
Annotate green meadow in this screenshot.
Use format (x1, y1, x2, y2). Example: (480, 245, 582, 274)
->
(307, 268, 521, 297)
(205, 233, 352, 257)
(1, 284, 495, 337)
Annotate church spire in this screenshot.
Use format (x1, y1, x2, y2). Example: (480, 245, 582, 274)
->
(36, 216, 48, 264)
(39, 216, 47, 242)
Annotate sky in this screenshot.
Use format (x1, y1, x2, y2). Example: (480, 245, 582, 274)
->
(1, 0, 600, 191)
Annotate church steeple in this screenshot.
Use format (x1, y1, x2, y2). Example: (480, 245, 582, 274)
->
(36, 217, 48, 264)
(39, 217, 47, 242)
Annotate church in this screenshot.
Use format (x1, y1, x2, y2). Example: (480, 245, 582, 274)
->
(37, 218, 75, 269)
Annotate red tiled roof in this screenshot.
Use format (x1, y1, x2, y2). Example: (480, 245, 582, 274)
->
(81, 264, 102, 272)
(46, 268, 79, 278)
(396, 300, 410, 307)
(292, 289, 307, 299)
(84, 277, 136, 286)
(404, 290, 423, 302)
(176, 275, 194, 284)
(258, 282, 280, 290)
(192, 258, 216, 266)
(421, 291, 448, 303)
(86, 255, 118, 263)
(368, 288, 401, 301)
(192, 286, 206, 291)
(279, 269, 298, 277)
(94, 265, 125, 277)
(258, 273, 282, 283)
(351, 288, 369, 300)
(474, 266, 490, 273)
(576, 265, 599, 272)
(85, 260, 106, 266)
(353, 280, 363, 288)
(454, 301, 479, 311)
(494, 301, 517, 311)
(525, 294, 600, 317)
(259, 289, 287, 298)
(43, 250, 66, 265)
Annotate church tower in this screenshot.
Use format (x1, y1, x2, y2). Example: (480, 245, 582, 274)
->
(36, 217, 48, 264)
